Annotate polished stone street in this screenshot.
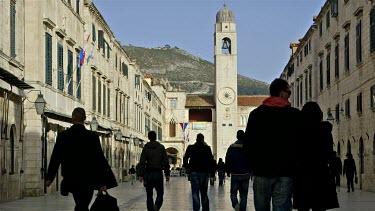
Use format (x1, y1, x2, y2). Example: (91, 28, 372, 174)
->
(0, 177, 374, 210)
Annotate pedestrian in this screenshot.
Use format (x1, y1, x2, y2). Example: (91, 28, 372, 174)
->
(45, 107, 117, 211)
(217, 158, 225, 186)
(183, 133, 216, 211)
(129, 165, 137, 185)
(243, 78, 300, 211)
(293, 102, 339, 211)
(225, 130, 252, 211)
(343, 153, 357, 192)
(210, 159, 217, 186)
(137, 131, 170, 211)
(331, 151, 342, 192)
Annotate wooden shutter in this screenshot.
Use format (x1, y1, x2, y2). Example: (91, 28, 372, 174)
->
(98, 30, 104, 48)
(67, 50, 73, 95)
(10, 1, 16, 57)
(57, 43, 64, 91)
(356, 20, 362, 63)
(76, 56, 81, 99)
(45, 33, 52, 85)
(92, 23, 96, 42)
(371, 7, 375, 52)
(92, 75, 96, 111)
(98, 80, 102, 113)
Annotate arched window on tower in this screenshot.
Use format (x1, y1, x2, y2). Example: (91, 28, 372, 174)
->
(169, 119, 176, 137)
(221, 37, 231, 54)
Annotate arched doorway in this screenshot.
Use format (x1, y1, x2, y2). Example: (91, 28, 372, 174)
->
(166, 147, 180, 168)
(359, 137, 364, 190)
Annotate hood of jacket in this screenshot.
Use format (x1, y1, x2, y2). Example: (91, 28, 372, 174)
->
(262, 97, 291, 108)
(145, 140, 161, 149)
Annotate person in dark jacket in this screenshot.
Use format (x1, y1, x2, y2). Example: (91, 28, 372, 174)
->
(293, 102, 339, 211)
(343, 153, 357, 192)
(331, 151, 342, 192)
(45, 107, 117, 211)
(129, 165, 137, 185)
(217, 158, 225, 186)
(138, 131, 170, 211)
(243, 78, 299, 211)
(183, 133, 216, 211)
(225, 130, 252, 211)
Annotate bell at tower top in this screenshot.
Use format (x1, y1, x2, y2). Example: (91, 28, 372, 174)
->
(216, 4, 235, 23)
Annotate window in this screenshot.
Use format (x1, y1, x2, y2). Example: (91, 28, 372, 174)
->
(331, 0, 338, 17)
(319, 20, 323, 37)
(92, 75, 96, 111)
(345, 34, 350, 71)
(98, 30, 104, 49)
(57, 43, 64, 91)
(334, 44, 339, 78)
(169, 98, 177, 109)
(169, 121, 176, 137)
(107, 88, 110, 117)
(115, 92, 118, 121)
(345, 98, 350, 117)
(335, 104, 340, 122)
(356, 20, 362, 63)
(98, 79, 101, 113)
(103, 84, 106, 115)
(326, 11, 330, 29)
(319, 60, 323, 91)
(309, 70, 312, 99)
(304, 44, 308, 57)
(370, 85, 375, 109)
(296, 82, 299, 107)
(92, 23, 96, 42)
(371, 7, 375, 52)
(9, 126, 15, 175)
(107, 42, 110, 59)
(115, 55, 117, 69)
(45, 33, 52, 85)
(357, 92, 363, 113)
(68, 0, 71, 5)
(299, 52, 302, 62)
(67, 50, 73, 95)
(76, 0, 80, 14)
(326, 52, 330, 86)
(300, 80, 303, 105)
(344, 0, 349, 5)
(10, 0, 16, 57)
(76, 56, 81, 99)
(309, 40, 311, 52)
(158, 126, 162, 141)
(305, 73, 308, 101)
(158, 105, 161, 114)
(122, 63, 128, 77)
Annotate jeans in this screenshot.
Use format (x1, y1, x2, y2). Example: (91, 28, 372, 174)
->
(230, 174, 251, 211)
(190, 172, 210, 211)
(253, 176, 293, 211)
(72, 188, 94, 211)
(145, 171, 164, 211)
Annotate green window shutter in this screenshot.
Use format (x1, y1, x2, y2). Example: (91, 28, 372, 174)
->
(108, 88, 110, 117)
(345, 34, 349, 71)
(122, 63, 128, 77)
(335, 44, 339, 78)
(76, 56, 81, 99)
(98, 80, 101, 113)
(68, 50, 73, 95)
(326, 53, 330, 86)
(103, 84, 106, 115)
(319, 60, 323, 91)
(92, 23, 96, 42)
(57, 43, 64, 91)
(45, 33, 52, 85)
(76, 0, 80, 14)
(370, 8, 375, 52)
(98, 30, 104, 48)
(356, 20, 362, 63)
(10, 1, 16, 58)
(92, 75, 96, 111)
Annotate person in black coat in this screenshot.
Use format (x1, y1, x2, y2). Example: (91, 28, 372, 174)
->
(217, 158, 225, 186)
(293, 102, 339, 211)
(45, 107, 117, 211)
(343, 153, 357, 192)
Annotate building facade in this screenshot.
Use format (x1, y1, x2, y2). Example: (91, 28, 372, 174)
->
(281, 0, 375, 191)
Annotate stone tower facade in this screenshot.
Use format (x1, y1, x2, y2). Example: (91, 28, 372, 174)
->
(214, 5, 238, 160)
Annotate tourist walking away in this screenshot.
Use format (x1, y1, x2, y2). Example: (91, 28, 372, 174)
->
(343, 153, 357, 192)
(129, 165, 137, 185)
(183, 133, 216, 211)
(138, 131, 170, 211)
(225, 130, 252, 211)
(217, 158, 225, 186)
(331, 151, 342, 192)
(243, 78, 300, 211)
(45, 107, 117, 211)
(210, 159, 217, 186)
(293, 102, 339, 211)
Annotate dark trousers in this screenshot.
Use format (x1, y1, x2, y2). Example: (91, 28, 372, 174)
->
(230, 174, 251, 211)
(346, 175, 354, 192)
(145, 171, 164, 211)
(190, 172, 210, 211)
(72, 188, 94, 211)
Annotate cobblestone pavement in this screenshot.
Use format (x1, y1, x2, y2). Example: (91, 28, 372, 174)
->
(0, 177, 374, 210)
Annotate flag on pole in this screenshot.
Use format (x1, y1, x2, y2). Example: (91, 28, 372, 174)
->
(78, 48, 85, 68)
(180, 123, 188, 141)
(87, 51, 94, 63)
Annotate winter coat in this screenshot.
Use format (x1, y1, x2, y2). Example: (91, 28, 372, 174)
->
(343, 158, 357, 178)
(183, 141, 216, 176)
(137, 140, 170, 177)
(293, 121, 339, 210)
(225, 139, 252, 175)
(46, 124, 117, 192)
(243, 97, 300, 177)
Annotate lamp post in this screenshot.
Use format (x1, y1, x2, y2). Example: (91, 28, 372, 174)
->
(35, 93, 46, 115)
(115, 129, 123, 141)
(90, 116, 98, 131)
(326, 111, 335, 125)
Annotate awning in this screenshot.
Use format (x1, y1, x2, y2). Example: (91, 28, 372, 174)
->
(0, 67, 34, 89)
(44, 110, 72, 127)
(0, 79, 27, 97)
(47, 117, 72, 128)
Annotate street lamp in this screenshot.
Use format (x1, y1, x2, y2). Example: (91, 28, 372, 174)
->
(134, 137, 140, 146)
(326, 112, 334, 125)
(90, 116, 98, 131)
(115, 129, 123, 140)
(34, 93, 46, 115)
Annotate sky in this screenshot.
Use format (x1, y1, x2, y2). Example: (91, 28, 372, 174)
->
(94, 0, 327, 84)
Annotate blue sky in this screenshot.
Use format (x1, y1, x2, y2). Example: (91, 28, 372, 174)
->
(94, 0, 326, 84)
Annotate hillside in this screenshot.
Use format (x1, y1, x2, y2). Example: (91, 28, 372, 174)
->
(122, 45, 269, 95)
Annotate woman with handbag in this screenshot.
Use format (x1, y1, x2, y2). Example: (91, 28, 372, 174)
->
(343, 153, 357, 192)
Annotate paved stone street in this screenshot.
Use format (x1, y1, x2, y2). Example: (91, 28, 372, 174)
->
(0, 177, 374, 210)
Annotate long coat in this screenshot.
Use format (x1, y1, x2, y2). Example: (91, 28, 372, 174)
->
(46, 124, 117, 192)
(293, 121, 339, 210)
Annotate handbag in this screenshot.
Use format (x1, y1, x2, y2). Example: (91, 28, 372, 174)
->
(90, 191, 119, 211)
(355, 175, 358, 184)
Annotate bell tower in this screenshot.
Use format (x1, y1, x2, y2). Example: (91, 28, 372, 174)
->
(214, 4, 238, 160)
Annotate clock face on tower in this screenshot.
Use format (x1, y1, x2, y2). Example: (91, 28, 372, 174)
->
(218, 87, 235, 105)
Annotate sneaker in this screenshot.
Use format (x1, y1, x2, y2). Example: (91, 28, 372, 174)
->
(235, 204, 240, 211)
(153, 204, 159, 211)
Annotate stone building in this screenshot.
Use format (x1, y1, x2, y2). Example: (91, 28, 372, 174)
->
(281, 0, 375, 191)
